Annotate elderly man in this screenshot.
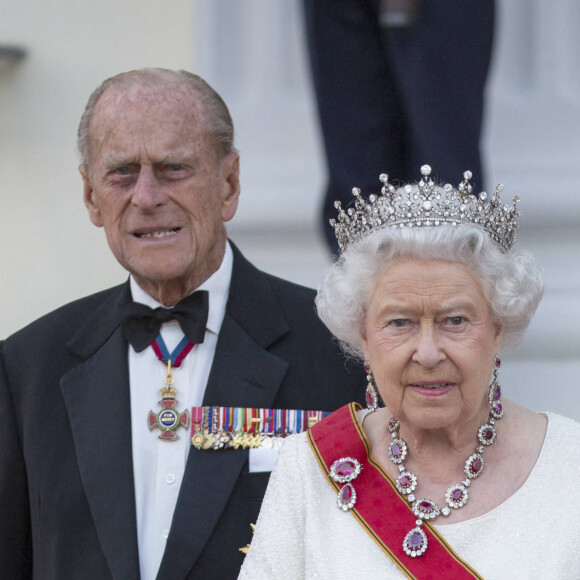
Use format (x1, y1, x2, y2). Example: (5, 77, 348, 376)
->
(0, 69, 363, 579)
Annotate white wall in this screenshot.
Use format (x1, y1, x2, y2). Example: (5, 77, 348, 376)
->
(0, 0, 194, 335)
(191, 0, 580, 420)
(1, 0, 580, 419)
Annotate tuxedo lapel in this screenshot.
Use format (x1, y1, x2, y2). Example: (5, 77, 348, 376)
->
(61, 283, 140, 580)
(158, 246, 291, 578)
(201, 313, 290, 407)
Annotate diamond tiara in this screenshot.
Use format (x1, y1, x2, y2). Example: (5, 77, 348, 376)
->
(330, 165, 520, 253)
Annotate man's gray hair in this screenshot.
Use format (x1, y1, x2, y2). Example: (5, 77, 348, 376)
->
(316, 225, 545, 359)
(77, 68, 236, 169)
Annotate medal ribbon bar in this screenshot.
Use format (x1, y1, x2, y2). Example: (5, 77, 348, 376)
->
(191, 406, 330, 450)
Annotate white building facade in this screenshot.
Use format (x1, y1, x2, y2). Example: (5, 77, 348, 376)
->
(1, 0, 579, 418)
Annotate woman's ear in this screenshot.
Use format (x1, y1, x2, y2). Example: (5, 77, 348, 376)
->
(360, 325, 369, 361)
(493, 321, 504, 351)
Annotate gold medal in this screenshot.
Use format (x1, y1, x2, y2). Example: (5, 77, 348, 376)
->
(189, 406, 330, 450)
(202, 433, 215, 449)
(192, 433, 205, 448)
(148, 361, 189, 441)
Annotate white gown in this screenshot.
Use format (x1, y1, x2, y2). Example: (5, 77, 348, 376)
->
(238, 412, 580, 579)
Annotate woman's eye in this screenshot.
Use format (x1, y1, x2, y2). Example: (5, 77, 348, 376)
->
(448, 316, 465, 325)
(390, 319, 407, 328)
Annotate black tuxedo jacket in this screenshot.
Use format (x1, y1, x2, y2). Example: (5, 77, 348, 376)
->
(0, 245, 364, 579)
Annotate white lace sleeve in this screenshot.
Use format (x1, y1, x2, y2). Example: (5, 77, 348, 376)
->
(238, 433, 309, 579)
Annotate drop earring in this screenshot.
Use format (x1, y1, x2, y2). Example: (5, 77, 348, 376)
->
(364, 361, 379, 412)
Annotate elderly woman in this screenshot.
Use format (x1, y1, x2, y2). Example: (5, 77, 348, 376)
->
(238, 166, 580, 579)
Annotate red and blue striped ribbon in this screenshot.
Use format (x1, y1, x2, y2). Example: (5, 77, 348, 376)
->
(151, 334, 195, 368)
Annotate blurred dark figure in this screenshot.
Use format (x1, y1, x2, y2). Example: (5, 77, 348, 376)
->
(304, 0, 495, 254)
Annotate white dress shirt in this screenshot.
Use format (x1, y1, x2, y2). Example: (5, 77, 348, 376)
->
(129, 243, 233, 580)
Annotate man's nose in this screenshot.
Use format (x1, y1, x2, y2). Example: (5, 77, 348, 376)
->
(131, 168, 168, 209)
(411, 324, 446, 368)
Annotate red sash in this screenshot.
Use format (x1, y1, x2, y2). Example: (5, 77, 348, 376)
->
(307, 403, 483, 580)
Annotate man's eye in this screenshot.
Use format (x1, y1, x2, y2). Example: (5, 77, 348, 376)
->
(168, 164, 183, 172)
(114, 166, 131, 175)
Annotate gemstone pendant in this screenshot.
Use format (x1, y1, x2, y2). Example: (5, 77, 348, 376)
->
(329, 457, 362, 483)
(445, 484, 469, 509)
(412, 499, 440, 520)
(490, 401, 504, 419)
(489, 383, 502, 405)
(365, 385, 378, 410)
(396, 471, 418, 495)
(465, 453, 485, 479)
(388, 438, 408, 464)
(336, 483, 357, 511)
(478, 424, 497, 446)
(403, 525, 428, 557)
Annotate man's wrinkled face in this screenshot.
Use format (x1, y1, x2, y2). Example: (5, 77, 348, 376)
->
(81, 82, 240, 301)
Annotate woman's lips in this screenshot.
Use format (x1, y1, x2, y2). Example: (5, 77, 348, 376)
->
(408, 382, 455, 397)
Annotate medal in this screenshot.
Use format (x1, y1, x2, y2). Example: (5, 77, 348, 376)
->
(191, 406, 331, 450)
(148, 359, 190, 440)
(148, 334, 195, 442)
(191, 406, 205, 448)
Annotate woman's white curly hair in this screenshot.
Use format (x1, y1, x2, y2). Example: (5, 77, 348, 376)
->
(316, 224, 544, 360)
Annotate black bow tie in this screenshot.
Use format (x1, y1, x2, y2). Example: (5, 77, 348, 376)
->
(121, 290, 209, 352)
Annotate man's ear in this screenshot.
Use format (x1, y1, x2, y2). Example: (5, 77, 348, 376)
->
(220, 152, 240, 222)
(80, 165, 103, 227)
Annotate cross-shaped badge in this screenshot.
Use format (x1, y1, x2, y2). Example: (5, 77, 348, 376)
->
(148, 360, 190, 441)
